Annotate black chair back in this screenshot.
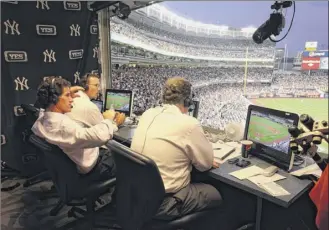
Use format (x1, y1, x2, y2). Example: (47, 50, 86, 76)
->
(21, 104, 39, 128)
(29, 134, 82, 202)
(107, 140, 166, 230)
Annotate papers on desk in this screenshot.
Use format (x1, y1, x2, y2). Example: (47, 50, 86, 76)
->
(213, 143, 236, 160)
(229, 165, 263, 180)
(290, 163, 322, 178)
(259, 182, 291, 197)
(248, 174, 286, 185)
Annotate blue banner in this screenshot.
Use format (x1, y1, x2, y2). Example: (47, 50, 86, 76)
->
(303, 51, 328, 58)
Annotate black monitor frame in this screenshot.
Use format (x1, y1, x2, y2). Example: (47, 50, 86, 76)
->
(104, 89, 133, 117)
(244, 105, 299, 171)
(190, 100, 199, 118)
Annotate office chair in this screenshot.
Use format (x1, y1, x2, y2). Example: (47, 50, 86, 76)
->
(20, 104, 50, 187)
(29, 134, 116, 227)
(107, 140, 220, 230)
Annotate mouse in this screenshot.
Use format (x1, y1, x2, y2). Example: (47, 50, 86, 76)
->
(262, 165, 278, 177)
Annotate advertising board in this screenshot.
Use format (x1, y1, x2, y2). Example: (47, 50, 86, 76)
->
(302, 51, 328, 58)
(305, 41, 318, 51)
(301, 57, 320, 70)
(320, 57, 328, 70)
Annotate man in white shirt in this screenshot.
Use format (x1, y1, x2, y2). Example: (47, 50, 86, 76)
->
(67, 73, 125, 128)
(131, 77, 223, 222)
(32, 77, 121, 181)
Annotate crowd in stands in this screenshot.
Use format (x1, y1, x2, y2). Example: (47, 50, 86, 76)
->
(110, 19, 275, 60)
(111, 65, 327, 130)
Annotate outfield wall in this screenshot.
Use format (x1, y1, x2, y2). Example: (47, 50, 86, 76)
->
(245, 92, 323, 99)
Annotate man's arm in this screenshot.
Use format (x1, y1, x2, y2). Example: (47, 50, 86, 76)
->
(86, 105, 104, 126)
(58, 119, 117, 149)
(185, 123, 214, 172)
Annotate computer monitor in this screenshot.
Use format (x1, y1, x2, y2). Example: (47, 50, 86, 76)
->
(188, 100, 199, 118)
(244, 105, 299, 171)
(104, 89, 134, 117)
(92, 100, 103, 112)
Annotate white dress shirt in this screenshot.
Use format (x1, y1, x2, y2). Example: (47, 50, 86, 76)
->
(67, 91, 103, 128)
(131, 104, 213, 193)
(32, 110, 117, 174)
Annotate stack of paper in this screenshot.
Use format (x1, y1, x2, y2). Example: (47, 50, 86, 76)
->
(248, 174, 286, 186)
(229, 165, 263, 180)
(290, 163, 322, 178)
(259, 181, 291, 196)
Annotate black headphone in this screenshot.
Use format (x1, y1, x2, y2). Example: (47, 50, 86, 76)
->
(78, 73, 90, 91)
(48, 78, 59, 104)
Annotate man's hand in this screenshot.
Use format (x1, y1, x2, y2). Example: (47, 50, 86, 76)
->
(114, 112, 126, 127)
(103, 109, 116, 121)
(70, 86, 85, 98)
(212, 161, 220, 168)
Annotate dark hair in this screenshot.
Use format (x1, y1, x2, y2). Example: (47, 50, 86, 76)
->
(36, 76, 71, 109)
(162, 77, 191, 105)
(78, 73, 100, 90)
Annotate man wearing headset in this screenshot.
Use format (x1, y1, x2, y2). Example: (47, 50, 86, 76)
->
(67, 73, 126, 128)
(32, 77, 120, 180)
(131, 77, 222, 222)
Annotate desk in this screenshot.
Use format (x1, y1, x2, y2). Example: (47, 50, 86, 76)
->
(113, 126, 314, 230)
(209, 157, 313, 230)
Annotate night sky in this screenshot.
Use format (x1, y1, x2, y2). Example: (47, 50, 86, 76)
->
(161, 1, 328, 57)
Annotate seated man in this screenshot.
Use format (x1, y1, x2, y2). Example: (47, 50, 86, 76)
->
(32, 77, 123, 180)
(67, 73, 125, 128)
(131, 77, 222, 222)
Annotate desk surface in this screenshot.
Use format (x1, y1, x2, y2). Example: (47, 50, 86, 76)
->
(113, 126, 313, 208)
(209, 157, 313, 208)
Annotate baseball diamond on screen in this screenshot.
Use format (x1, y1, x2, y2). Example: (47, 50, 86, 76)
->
(106, 92, 131, 112)
(247, 110, 294, 154)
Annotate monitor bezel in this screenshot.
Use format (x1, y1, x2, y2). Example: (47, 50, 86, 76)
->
(244, 104, 299, 170)
(104, 89, 133, 117)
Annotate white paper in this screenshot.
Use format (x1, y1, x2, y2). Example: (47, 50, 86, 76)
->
(248, 173, 286, 185)
(229, 165, 263, 180)
(290, 163, 322, 177)
(259, 181, 290, 196)
(213, 145, 235, 160)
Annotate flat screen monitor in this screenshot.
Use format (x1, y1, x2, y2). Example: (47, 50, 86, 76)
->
(92, 100, 103, 112)
(188, 100, 199, 118)
(104, 89, 133, 117)
(244, 105, 299, 171)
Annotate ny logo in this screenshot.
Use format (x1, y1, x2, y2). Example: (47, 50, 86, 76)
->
(14, 77, 29, 91)
(70, 24, 80, 36)
(43, 49, 56, 63)
(3, 19, 20, 35)
(36, 0, 50, 10)
(74, 71, 80, 84)
(93, 47, 99, 58)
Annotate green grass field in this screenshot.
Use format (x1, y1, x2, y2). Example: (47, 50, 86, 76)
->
(251, 98, 328, 153)
(249, 115, 289, 144)
(106, 94, 130, 111)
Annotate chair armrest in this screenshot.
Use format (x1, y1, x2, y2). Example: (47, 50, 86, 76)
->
(84, 178, 116, 196)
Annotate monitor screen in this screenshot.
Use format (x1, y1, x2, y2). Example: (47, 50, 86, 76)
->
(92, 100, 103, 112)
(104, 89, 133, 116)
(244, 105, 299, 170)
(247, 110, 294, 154)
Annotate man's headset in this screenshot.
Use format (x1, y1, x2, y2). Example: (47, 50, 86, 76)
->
(37, 77, 60, 107)
(79, 73, 99, 91)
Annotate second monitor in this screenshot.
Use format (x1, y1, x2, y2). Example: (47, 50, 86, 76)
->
(104, 89, 134, 117)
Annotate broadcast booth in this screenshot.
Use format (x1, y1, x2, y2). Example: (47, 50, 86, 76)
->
(1, 1, 327, 230)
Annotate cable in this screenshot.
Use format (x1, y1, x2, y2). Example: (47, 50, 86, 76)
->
(270, 1, 295, 43)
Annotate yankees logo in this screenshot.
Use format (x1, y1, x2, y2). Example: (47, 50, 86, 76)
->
(14, 77, 29, 91)
(43, 49, 56, 63)
(3, 19, 20, 35)
(70, 24, 80, 36)
(93, 47, 99, 58)
(36, 0, 50, 10)
(74, 71, 80, 84)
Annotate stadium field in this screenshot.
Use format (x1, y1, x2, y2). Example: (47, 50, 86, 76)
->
(251, 98, 328, 121)
(249, 116, 288, 144)
(106, 94, 130, 111)
(251, 98, 329, 153)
